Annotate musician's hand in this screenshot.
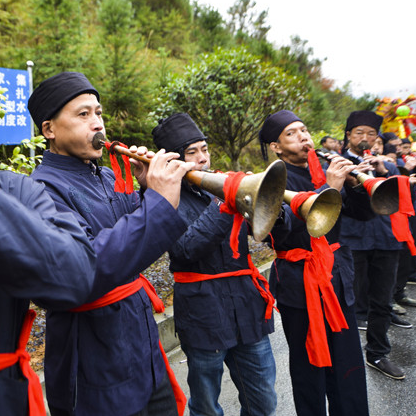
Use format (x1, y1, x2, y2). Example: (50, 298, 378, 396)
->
(404, 155, 416, 171)
(377, 154, 395, 164)
(325, 155, 356, 190)
(146, 149, 195, 209)
(363, 154, 388, 175)
(342, 161, 373, 187)
(129, 145, 156, 187)
(354, 161, 375, 174)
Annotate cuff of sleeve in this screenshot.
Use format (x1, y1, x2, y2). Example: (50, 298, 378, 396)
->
(144, 188, 187, 233)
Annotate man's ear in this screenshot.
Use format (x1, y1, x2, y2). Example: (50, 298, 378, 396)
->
(41, 120, 54, 140)
(269, 141, 282, 155)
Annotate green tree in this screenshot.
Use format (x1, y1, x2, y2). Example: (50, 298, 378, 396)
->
(152, 48, 306, 170)
(0, 0, 32, 66)
(98, 0, 148, 144)
(192, 4, 233, 52)
(136, 7, 192, 57)
(28, 0, 90, 84)
(132, 0, 192, 18)
(274, 36, 324, 82)
(228, 0, 270, 41)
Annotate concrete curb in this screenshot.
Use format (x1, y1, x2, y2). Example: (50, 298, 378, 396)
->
(39, 260, 274, 414)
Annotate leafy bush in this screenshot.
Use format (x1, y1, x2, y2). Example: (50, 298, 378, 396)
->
(0, 136, 46, 175)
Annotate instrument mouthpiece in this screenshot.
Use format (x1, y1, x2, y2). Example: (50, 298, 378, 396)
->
(358, 141, 370, 151)
(92, 132, 105, 150)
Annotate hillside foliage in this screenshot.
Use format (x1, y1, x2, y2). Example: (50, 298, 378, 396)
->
(0, 0, 376, 172)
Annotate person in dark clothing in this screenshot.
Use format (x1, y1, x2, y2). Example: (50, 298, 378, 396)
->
(340, 110, 406, 380)
(0, 170, 96, 416)
(319, 135, 339, 154)
(28, 72, 194, 416)
(152, 113, 277, 416)
(259, 110, 372, 416)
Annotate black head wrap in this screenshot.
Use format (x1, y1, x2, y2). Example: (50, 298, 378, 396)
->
(152, 113, 207, 158)
(343, 111, 383, 151)
(377, 132, 387, 145)
(258, 110, 302, 160)
(28, 72, 100, 132)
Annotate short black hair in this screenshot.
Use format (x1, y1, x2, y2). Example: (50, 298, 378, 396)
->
(320, 135, 333, 145)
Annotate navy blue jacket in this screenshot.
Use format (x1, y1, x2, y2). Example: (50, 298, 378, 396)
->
(168, 184, 274, 351)
(339, 155, 403, 251)
(270, 162, 374, 309)
(0, 171, 96, 416)
(31, 151, 187, 416)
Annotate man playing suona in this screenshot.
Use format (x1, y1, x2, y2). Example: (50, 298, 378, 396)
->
(259, 110, 374, 416)
(29, 72, 194, 416)
(152, 113, 278, 416)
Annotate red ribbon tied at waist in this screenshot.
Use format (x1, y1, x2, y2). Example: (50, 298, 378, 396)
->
(0, 309, 47, 416)
(276, 237, 347, 367)
(71, 275, 186, 416)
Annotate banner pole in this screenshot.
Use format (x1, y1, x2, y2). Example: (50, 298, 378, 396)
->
(26, 60, 34, 158)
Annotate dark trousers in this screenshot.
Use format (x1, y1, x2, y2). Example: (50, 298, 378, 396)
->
(130, 372, 178, 416)
(49, 372, 178, 416)
(394, 248, 413, 302)
(278, 300, 369, 416)
(352, 249, 399, 361)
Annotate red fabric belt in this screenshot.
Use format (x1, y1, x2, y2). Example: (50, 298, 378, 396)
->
(174, 254, 276, 320)
(71, 275, 186, 416)
(0, 309, 46, 416)
(276, 239, 348, 367)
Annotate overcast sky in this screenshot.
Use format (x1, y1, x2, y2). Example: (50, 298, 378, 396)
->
(196, 0, 416, 99)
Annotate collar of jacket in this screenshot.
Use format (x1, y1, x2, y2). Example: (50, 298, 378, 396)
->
(41, 150, 101, 174)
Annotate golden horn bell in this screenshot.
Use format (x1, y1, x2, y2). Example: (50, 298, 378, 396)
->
(284, 188, 342, 237)
(92, 133, 287, 241)
(198, 160, 287, 241)
(314, 150, 399, 216)
(354, 172, 399, 215)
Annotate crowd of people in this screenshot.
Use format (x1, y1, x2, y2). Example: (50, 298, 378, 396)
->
(1, 71, 415, 416)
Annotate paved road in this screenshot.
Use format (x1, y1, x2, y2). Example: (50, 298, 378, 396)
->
(168, 283, 416, 416)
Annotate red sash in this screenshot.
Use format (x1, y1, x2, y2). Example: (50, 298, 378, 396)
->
(276, 240, 348, 367)
(0, 309, 46, 416)
(71, 275, 186, 416)
(174, 254, 276, 320)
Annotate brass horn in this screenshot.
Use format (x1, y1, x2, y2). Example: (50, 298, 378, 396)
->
(284, 188, 342, 237)
(93, 133, 287, 241)
(316, 150, 399, 215)
(351, 171, 399, 215)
